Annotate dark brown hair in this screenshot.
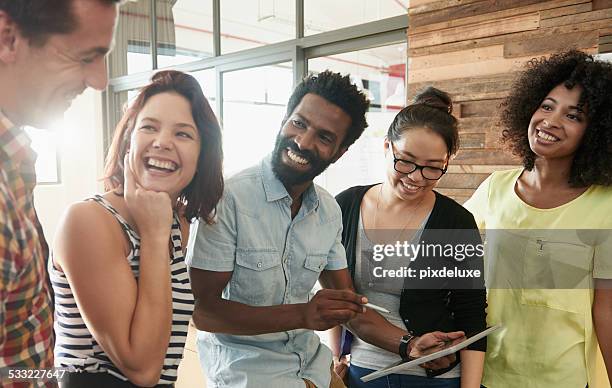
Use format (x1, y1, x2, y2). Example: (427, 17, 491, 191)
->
(104, 70, 224, 223)
(500, 49, 612, 186)
(0, 0, 121, 46)
(387, 86, 459, 156)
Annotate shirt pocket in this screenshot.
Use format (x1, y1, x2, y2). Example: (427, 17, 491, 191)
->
(520, 239, 593, 314)
(294, 254, 328, 296)
(231, 250, 284, 306)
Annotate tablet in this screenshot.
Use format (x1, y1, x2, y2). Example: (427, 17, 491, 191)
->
(361, 325, 502, 382)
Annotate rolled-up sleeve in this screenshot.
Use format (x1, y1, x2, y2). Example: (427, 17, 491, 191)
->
(186, 190, 238, 272)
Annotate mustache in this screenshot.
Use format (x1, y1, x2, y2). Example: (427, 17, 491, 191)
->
(281, 138, 316, 163)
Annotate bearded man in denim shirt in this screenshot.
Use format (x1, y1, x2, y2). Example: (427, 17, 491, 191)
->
(187, 71, 463, 388)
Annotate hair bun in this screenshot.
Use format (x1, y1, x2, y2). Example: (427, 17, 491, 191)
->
(412, 86, 453, 114)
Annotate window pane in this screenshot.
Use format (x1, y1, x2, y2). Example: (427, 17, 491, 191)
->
(156, 0, 214, 68)
(24, 127, 59, 184)
(305, 0, 408, 36)
(308, 43, 407, 194)
(220, 0, 295, 54)
(191, 69, 218, 116)
(110, 0, 154, 77)
(222, 63, 292, 176)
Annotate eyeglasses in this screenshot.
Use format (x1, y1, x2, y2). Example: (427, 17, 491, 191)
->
(390, 142, 447, 180)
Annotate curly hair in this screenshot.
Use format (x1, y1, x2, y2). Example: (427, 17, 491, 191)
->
(500, 49, 612, 187)
(284, 70, 370, 147)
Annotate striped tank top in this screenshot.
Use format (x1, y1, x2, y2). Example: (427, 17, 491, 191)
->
(49, 195, 195, 385)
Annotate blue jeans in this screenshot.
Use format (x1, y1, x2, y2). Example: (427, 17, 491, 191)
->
(348, 364, 461, 388)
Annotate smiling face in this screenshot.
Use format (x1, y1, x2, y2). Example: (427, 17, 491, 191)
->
(384, 127, 448, 202)
(271, 93, 351, 187)
(0, 0, 117, 127)
(128, 92, 201, 201)
(528, 83, 589, 161)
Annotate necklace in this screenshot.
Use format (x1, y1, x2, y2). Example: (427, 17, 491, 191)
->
(373, 183, 427, 243)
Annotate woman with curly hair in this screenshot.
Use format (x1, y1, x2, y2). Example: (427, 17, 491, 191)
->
(465, 50, 612, 387)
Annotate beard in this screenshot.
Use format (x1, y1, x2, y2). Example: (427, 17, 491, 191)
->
(271, 131, 334, 187)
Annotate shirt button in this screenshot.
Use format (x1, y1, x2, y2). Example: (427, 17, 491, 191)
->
(257, 262, 262, 268)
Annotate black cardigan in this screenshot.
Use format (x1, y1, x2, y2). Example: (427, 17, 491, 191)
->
(336, 184, 487, 376)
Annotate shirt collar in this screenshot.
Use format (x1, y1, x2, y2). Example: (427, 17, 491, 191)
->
(0, 109, 35, 165)
(261, 154, 320, 212)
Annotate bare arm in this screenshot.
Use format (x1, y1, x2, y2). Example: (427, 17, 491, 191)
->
(55, 202, 172, 387)
(594, 278, 612, 384)
(54, 160, 175, 387)
(460, 350, 485, 388)
(190, 267, 365, 335)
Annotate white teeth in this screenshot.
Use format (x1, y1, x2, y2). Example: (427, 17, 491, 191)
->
(287, 149, 309, 165)
(147, 157, 178, 171)
(536, 129, 559, 142)
(403, 183, 419, 190)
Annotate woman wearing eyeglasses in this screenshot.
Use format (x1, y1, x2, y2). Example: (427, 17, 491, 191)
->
(331, 87, 487, 388)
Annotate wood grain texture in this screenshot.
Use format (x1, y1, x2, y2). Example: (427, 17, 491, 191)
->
(592, 0, 612, 10)
(409, 45, 504, 70)
(408, 0, 483, 15)
(540, 9, 612, 28)
(408, 55, 531, 83)
(600, 42, 612, 52)
(408, 0, 589, 35)
(409, 20, 610, 57)
(409, 0, 541, 26)
(540, 2, 592, 19)
(457, 99, 504, 118)
(504, 31, 599, 58)
(408, 73, 515, 102)
(408, 13, 539, 48)
(437, 173, 490, 189)
(452, 149, 518, 164)
(446, 164, 517, 174)
(459, 133, 486, 149)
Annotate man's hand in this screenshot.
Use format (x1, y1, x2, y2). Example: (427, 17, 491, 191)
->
(301, 289, 366, 331)
(409, 331, 466, 370)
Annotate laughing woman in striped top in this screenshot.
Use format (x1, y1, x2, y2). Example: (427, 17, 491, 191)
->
(50, 70, 223, 387)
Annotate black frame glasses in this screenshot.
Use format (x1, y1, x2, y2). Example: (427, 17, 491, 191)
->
(390, 142, 447, 180)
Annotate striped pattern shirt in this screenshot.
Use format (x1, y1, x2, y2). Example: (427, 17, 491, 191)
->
(49, 195, 194, 385)
(0, 110, 54, 388)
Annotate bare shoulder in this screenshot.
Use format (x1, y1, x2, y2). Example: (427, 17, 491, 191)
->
(54, 198, 130, 269)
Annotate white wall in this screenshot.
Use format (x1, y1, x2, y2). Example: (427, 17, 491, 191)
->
(33, 89, 106, 243)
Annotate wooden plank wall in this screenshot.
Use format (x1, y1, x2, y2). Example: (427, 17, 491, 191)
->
(407, 0, 612, 203)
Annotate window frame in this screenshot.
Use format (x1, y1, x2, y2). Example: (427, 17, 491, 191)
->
(103, 0, 409, 153)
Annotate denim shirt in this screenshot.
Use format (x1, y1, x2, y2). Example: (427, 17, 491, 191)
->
(186, 155, 347, 388)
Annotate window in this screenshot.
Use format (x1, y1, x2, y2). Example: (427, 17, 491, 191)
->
(220, 0, 295, 54)
(309, 43, 407, 194)
(107, 0, 408, 191)
(25, 127, 60, 184)
(305, 0, 408, 35)
(222, 63, 292, 176)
